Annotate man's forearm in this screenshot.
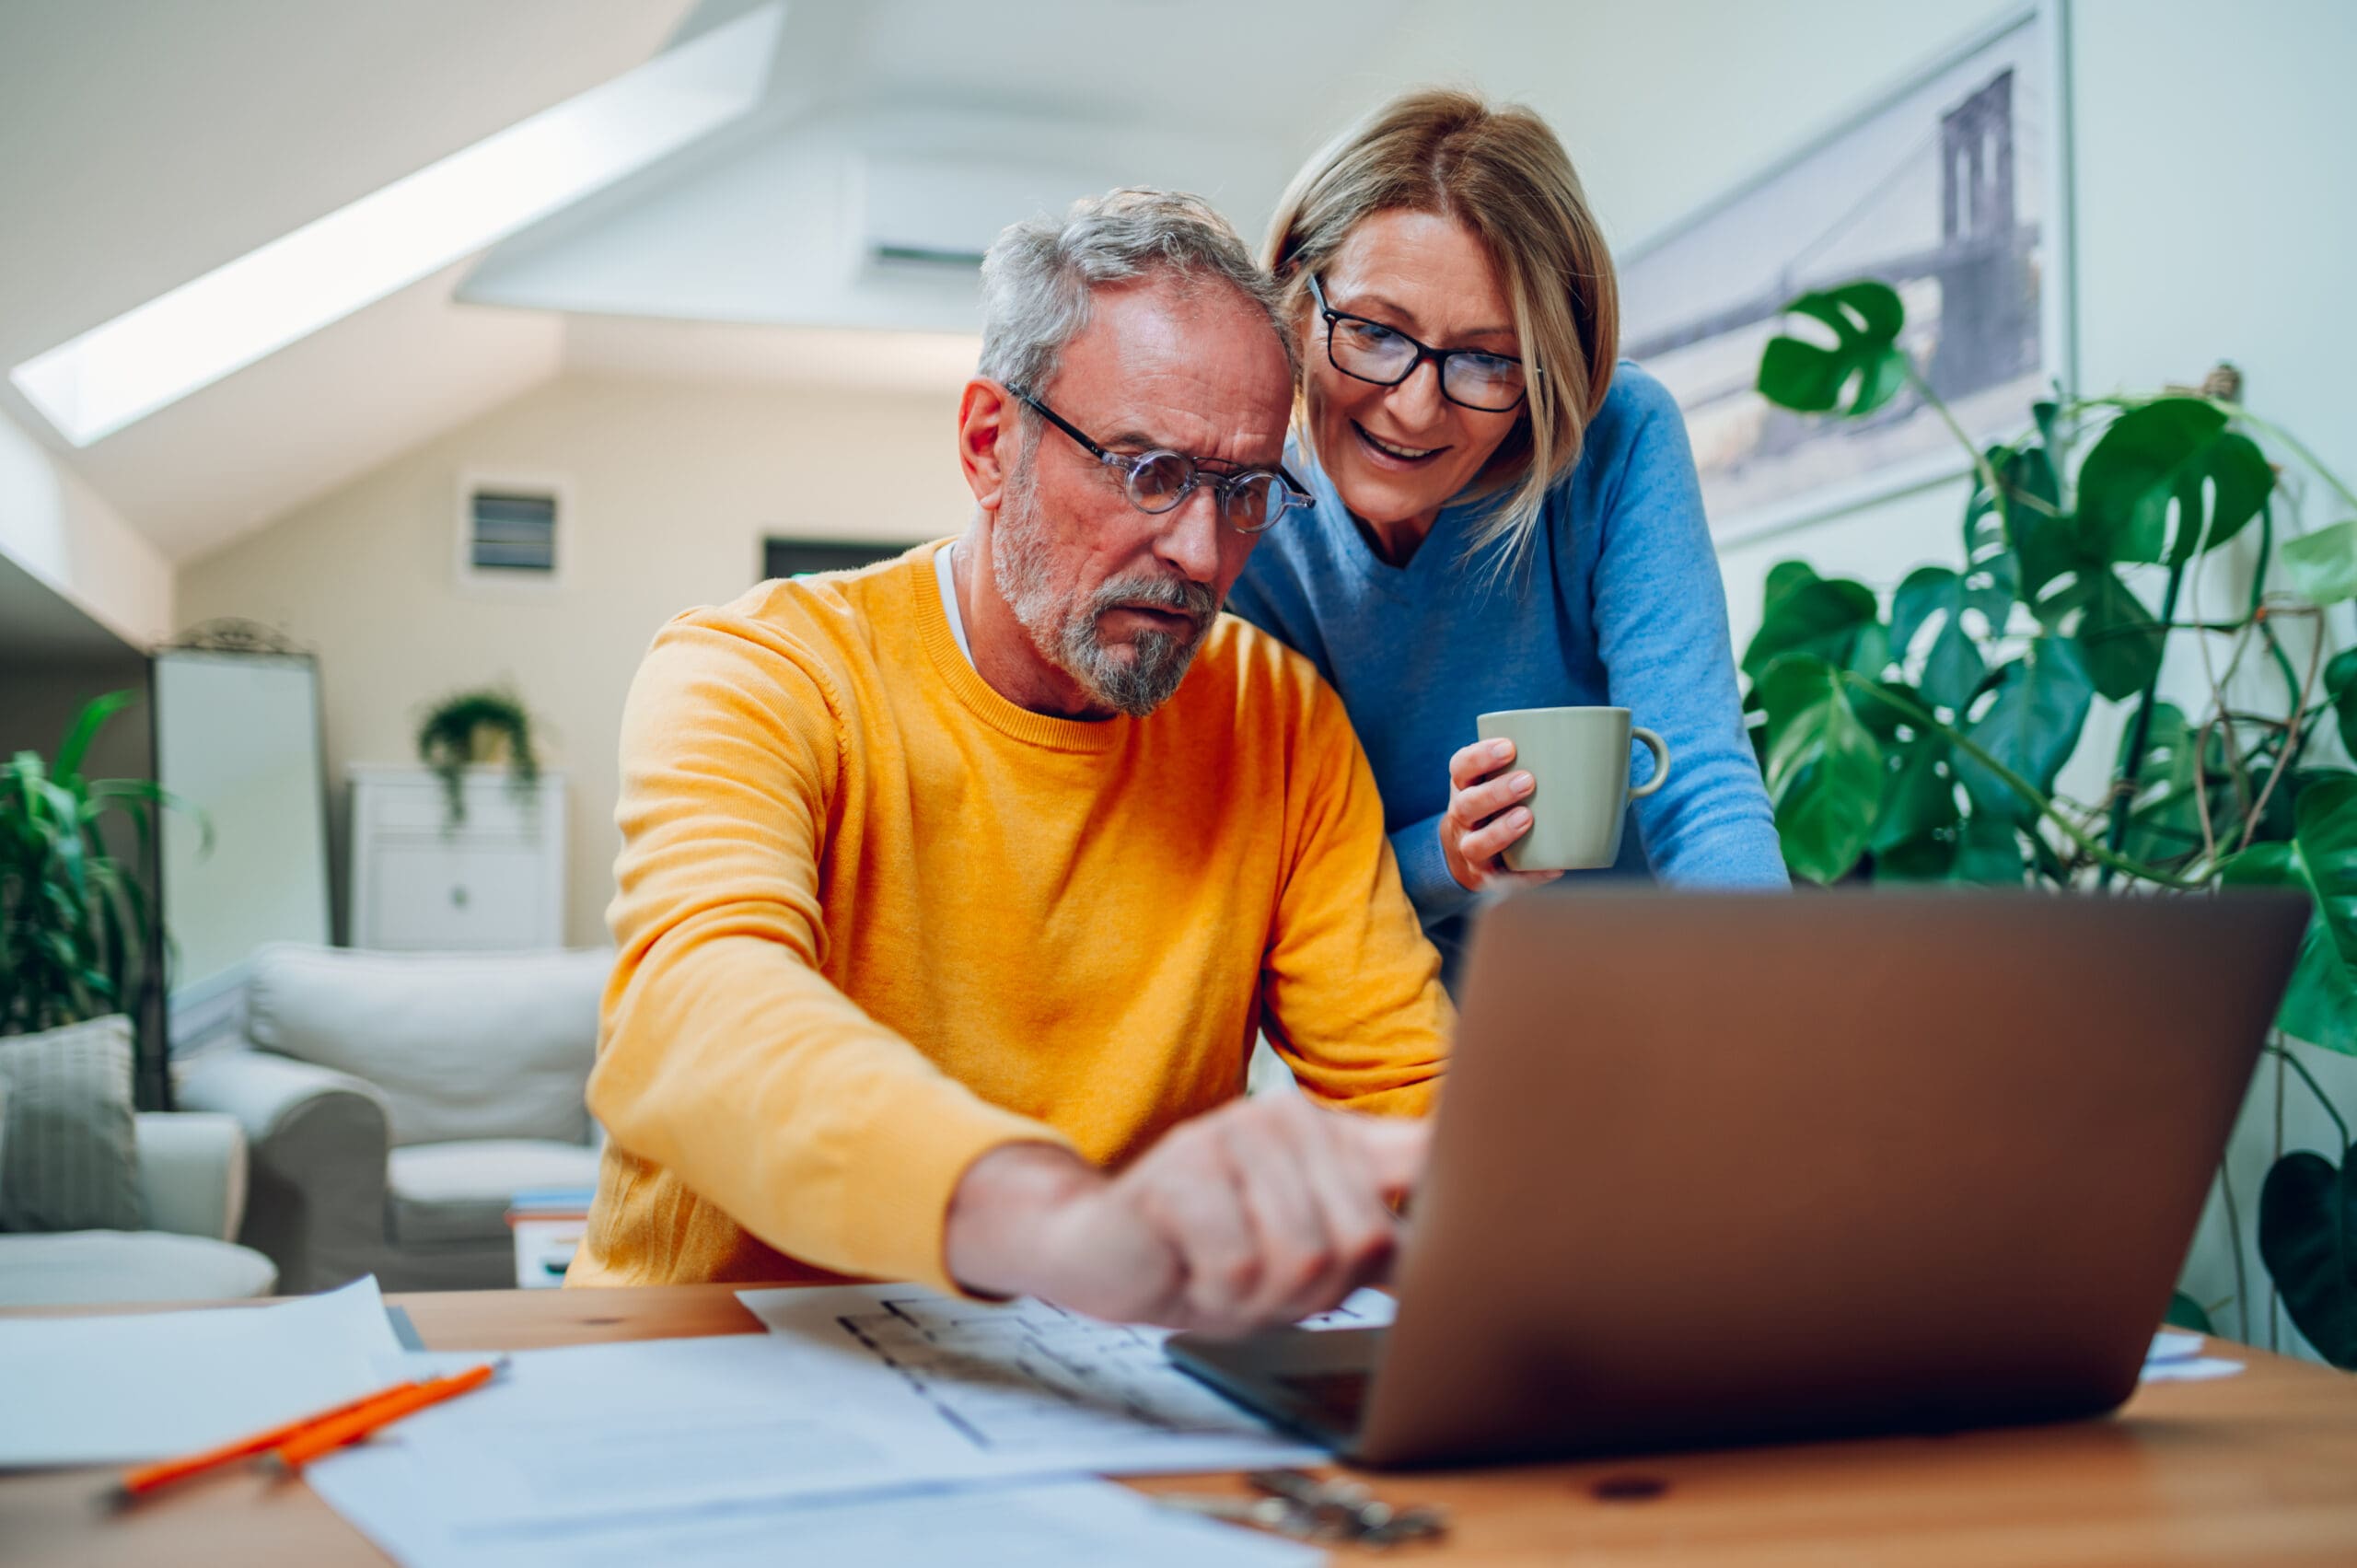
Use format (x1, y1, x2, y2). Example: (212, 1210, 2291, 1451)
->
(942, 1098, 1425, 1334)
(944, 1141, 1105, 1297)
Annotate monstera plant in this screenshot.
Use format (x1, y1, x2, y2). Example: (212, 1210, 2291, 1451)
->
(1743, 281, 2357, 1365)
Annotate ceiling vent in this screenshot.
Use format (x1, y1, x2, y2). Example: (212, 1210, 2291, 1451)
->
(854, 154, 1104, 278)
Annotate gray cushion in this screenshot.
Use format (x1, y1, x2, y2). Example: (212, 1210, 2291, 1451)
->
(386, 1139, 602, 1246)
(0, 1231, 276, 1305)
(0, 1016, 141, 1233)
(246, 944, 604, 1146)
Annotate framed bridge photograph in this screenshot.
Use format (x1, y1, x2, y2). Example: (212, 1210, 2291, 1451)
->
(1620, 3, 2075, 545)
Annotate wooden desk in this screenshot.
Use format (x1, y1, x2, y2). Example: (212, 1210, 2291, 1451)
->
(7, 1284, 2357, 1565)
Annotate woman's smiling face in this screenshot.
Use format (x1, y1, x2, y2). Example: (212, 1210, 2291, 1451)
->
(1303, 209, 1527, 540)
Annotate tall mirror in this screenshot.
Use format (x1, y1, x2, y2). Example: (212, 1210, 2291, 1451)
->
(154, 631, 333, 1046)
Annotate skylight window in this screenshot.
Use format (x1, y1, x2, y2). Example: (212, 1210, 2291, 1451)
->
(10, 4, 783, 447)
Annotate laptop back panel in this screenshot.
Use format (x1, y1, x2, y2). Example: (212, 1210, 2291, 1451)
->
(1347, 889, 2305, 1468)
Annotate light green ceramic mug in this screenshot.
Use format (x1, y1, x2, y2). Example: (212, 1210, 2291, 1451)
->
(1476, 706, 1671, 872)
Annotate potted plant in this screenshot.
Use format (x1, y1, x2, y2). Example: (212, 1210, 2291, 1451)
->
(415, 687, 541, 830)
(1743, 280, 2357, 1365)
(0, 691, 204, 1109)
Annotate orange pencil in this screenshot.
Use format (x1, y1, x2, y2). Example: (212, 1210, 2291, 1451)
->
(273, 1361, 502, 1471)
(116, 1383, 419, 1501)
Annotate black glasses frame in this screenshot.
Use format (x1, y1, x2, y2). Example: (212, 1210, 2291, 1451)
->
(1306, 273, 1534, 412)
(1005, 386, 1315, 535)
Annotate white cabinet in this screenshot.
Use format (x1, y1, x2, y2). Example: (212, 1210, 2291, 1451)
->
(348, 764, 565, 950)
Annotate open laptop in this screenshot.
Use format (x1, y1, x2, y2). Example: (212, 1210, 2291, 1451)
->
(1168, 888, 2307, 1468)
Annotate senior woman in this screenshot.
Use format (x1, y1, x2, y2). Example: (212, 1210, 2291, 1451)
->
(1226, 87, 1786, 966)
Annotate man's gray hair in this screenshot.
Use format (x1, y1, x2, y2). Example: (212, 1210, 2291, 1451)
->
(977, 188, 1296, 395)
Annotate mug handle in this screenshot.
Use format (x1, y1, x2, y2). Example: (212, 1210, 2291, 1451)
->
(1629, 727, 1673, 799)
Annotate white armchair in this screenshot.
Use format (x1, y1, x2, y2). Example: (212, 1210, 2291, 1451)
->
(179, 944, 608, 1293)
(0, 1106, 278, 1306)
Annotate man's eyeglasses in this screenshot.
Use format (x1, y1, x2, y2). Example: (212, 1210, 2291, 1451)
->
(1307, 273, 1533, 412)
(1006, 387, 1316, 535)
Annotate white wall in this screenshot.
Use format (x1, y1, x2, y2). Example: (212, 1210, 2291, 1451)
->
(0, 407, 172, 647)
(176, 374, 970, 947)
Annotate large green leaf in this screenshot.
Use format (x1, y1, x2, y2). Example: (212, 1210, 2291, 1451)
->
(1950, 814, 2028, 884)
(2281, 777, 2357, 1053)
(1873, 735, 1961, 856)
(1757, 656, 1885, 885)
(1991, 429, 2154, 702)
(1757, 283, 1909, 415)
(1954, 639, 2096, 821)
(1763, 559, 1821, 617)
(2220, 838, 2354, 1051)
(51, 691, 135, 784)
(1742, 574, 1887, 684)
(1890, 567, 1986, 713)
(2221, 774, 2357, 1053)
(87, 778, 214, 857)
(2259, 1148, 2357, 1368)
(2282, 519, 2357, 607)
(2036, 567, 2165, 703)
(1963, 443, 2067, 609)
(1851, 679, 1935, 750)
(1961, 454, 2020, 614)
(2075, 399, 2274, 565)
(2328, 649, 2357, 761)
(1875, 833, 1956, 880)
(2115, 703, 2206, 865)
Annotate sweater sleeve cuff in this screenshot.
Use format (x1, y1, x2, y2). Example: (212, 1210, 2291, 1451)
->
(840, 1090, 1082, 1295)
(1392, 811, 1479, 925)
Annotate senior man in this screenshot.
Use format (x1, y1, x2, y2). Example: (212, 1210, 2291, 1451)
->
(572, 190, 1450, 1336)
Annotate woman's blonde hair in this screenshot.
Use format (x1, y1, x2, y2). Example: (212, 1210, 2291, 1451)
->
(1264, 87, 1620, 565)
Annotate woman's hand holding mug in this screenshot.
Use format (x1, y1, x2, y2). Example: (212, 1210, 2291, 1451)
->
(1441, 738, 1568, 894)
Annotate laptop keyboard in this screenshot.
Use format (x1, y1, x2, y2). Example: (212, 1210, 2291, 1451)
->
(1278, 1369, 1371, 1431)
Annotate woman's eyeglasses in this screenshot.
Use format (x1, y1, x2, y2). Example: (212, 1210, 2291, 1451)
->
(1007, 387, 1317, 535)
(1308, 273, 1532, 412)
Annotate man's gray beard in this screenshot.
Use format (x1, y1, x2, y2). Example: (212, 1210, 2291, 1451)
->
(993, 452, 1217, 718)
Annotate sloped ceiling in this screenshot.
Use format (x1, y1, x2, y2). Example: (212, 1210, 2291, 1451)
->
(0, 0, 694, 563)
(462, 0, 1405, 333)
(0, 0, 1401, 569)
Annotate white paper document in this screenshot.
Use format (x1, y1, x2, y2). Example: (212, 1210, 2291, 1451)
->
(309, 1457, 1318, 1568)
(304, 1320, 1331, 1565)
(2140, 1356, 2245, 1383)
(735, 1283, 1391, 1477)
(369, 1333, 1044, 1530)
(307, 1287, 1385, 1543)
(2141, 1329, 2243, 1383)
(0, 1276, 402, 1467)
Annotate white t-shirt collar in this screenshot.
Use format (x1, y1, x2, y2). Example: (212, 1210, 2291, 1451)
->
(935, 539, 975, 667)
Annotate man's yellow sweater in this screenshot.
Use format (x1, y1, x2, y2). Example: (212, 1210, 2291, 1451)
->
(570, 542, 1451, 1293)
